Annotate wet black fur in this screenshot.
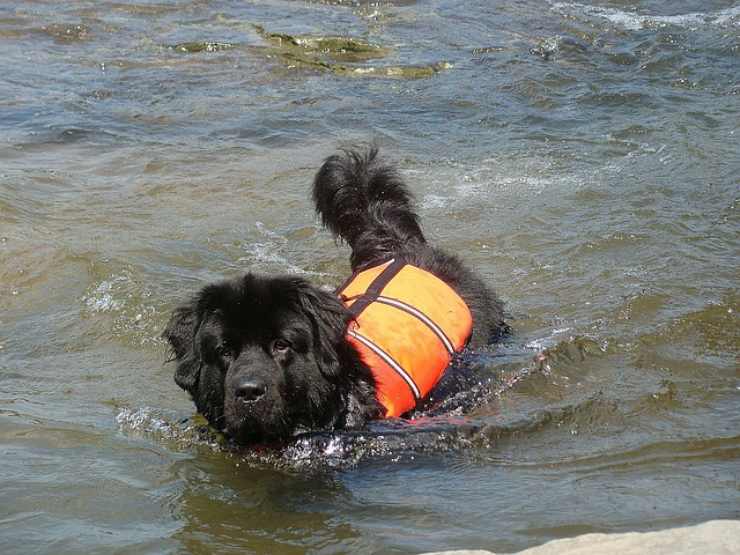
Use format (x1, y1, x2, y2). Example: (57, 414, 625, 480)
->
(163, 148, 506, 444)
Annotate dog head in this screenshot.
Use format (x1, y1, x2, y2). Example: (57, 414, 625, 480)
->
(162, 274, 377, 444)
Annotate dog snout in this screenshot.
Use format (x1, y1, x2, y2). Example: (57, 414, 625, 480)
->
(235, 379, 267, 402)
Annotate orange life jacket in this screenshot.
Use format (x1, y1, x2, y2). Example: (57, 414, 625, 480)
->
(338, 259, 473, 417)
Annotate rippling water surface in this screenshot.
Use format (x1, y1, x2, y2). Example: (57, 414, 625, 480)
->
(1, 1, 738, 553)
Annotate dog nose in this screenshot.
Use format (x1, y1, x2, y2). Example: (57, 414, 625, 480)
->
(235, 380, 266, 402)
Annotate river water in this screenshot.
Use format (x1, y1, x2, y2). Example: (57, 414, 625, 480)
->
(1, 1, 738, 553)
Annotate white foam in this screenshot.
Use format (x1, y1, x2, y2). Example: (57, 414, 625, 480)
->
(419, 159, 557, 210)
(83, 277, 126, 312)
(254, 220, 288, 244)
(525, 326, 573, 351)
(551, 2, 740, 31)
(421, 194, 448, 209)
(236, 221, 331, 277)
(116, 406, 175, 436)
(239, 242, 302, 272)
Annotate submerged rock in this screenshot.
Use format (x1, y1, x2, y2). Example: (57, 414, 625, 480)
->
(254, 23, 450, 79)
(169, 41, 235, 53)
(347, 61, 453, 78)
(530, 35, 588, 61)
(254, 24, 388, 62)
(278, 53, 452, 78)
(41, 23, 91, 42)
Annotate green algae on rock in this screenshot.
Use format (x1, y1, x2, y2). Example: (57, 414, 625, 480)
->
(347, 61, 453, 78)
(278, 51, 452, 79)
(42, 23, 91, 42)
(169, 41, 235, 53)
(254, 24, 450, 79)
(253, 24, 388, 62)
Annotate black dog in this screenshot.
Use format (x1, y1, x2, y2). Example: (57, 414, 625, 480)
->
(163, 149, 505, 444)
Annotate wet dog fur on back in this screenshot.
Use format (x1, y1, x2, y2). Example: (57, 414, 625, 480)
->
(163, 148, 505, 444)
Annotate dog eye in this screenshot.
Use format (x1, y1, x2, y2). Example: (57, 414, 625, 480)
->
(271, 339, 291, 354)
(215, 342, 234, 359)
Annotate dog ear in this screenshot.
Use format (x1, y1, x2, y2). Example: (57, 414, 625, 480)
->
(162, 302, 202, 395)
(294, 281, 350, 378)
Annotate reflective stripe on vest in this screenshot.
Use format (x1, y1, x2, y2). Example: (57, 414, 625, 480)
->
(338, 259, 473, 417)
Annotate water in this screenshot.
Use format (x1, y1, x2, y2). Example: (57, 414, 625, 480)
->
(1, 0, 738, 553)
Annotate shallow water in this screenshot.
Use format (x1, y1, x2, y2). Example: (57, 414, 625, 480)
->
(1, 0, 739, 553)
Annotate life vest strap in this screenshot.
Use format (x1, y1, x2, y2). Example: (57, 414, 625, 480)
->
(344, 258, 406, 317)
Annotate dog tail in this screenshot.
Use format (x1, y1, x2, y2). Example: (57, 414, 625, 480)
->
(313, 148, 425, 264)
